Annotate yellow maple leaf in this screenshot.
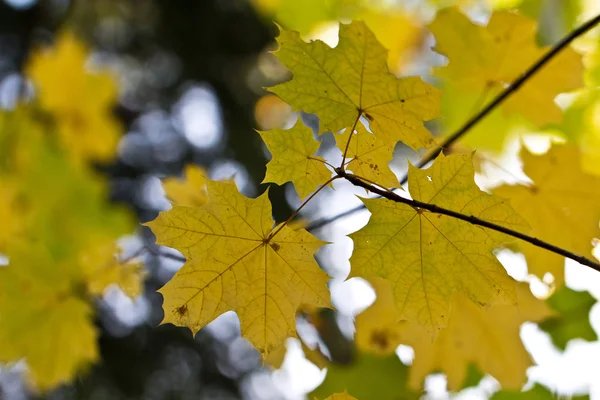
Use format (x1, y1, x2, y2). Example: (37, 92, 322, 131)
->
(354, 278, 403, 355)
(334, 124, 399, 189)
(146, 179, 331, 355)
(82, 241, 145, 299)
(27, 32, 121, 163)
(0, 245, 98, 390)
(354, 279, 552, 389)
(270, 21, 440, 151)
(430, 8, 583, 128)
(259, 120, 333, 200)
(163, 164, 209, 207)
(494, 145, 600, 285)
(349, 153, 528, 332)
(400, 283, 553, 390)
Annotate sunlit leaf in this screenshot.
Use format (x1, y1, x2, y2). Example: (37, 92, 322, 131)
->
(350, 153, 527, 331)
(270, 21, 440, 151)
(146, 179, 331, 355)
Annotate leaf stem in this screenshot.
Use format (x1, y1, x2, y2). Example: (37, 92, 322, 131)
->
(306, 11, 600, 232)
(337, 170, 600, 273)
(340, 114, 361, 169)
(308, 156, 337, 170)
(268, 176, 340, 241)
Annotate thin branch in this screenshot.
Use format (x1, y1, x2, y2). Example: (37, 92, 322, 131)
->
(308, 155, 337, 170)
(268, 176, 340, 240)
(337, 170, 600, 272)
(340, 114, 361, 168)
(306, 12, 600, 232)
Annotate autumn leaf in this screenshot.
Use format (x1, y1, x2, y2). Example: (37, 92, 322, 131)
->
(400, 283, 553, 391)
(310, 352, 417, 400)
(539, 286, 597, 350)
(27, 32, 122, 163)
(430, 7, 583, 127)
(355, 278, 552, 390)
(350, 153, 528, 331)
(163, 164, 209, 207)
(354, 278, 404, 355)
(259, 119, 333, 200)
(0, 106, 138, 389)
(270, 21, 440, 151)
(0, 245, 98, 390)
(83, 241, 145, 299)
(146, 179, 331, 355)
(494, 145, 600, 285)
(334, 124, 399, 189)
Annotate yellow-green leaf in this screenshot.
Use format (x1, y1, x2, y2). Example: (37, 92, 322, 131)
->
(400, 283, 553, 390)
(494, 145, 600, 285)
(430, 8, 582, 126)
(0, 246, 97, 390)
(83, 241, 145, 299)
(354, 278, 404, 355)
(539, 286, 597, 350)
(146, 179, 331, 355)
(0, 107, 137, 389)
(350, 153, 528, 331)
(260, 120, 332, 200)
(270, 21, 440, 151)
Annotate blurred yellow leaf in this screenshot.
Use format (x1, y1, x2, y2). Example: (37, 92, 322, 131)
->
(430, 8, 583, 150)
(354, 278, 403, 355)
(0, 245, 98, 390)
(359, 9, 424, 72)
(163, 164, 209, 207)
(146, 179, 331, 355)
(27, 32, 121, 163)
(251, 0, 358, 34)
(270, 21, 440, 151)
(259, 119, 333, 200)
(350, 153, 527, 332)
(0, 106, 137, 389)
(494, 145, 600, 285)
(83, 241, 145, 299)
(400, 283, 553, 390)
